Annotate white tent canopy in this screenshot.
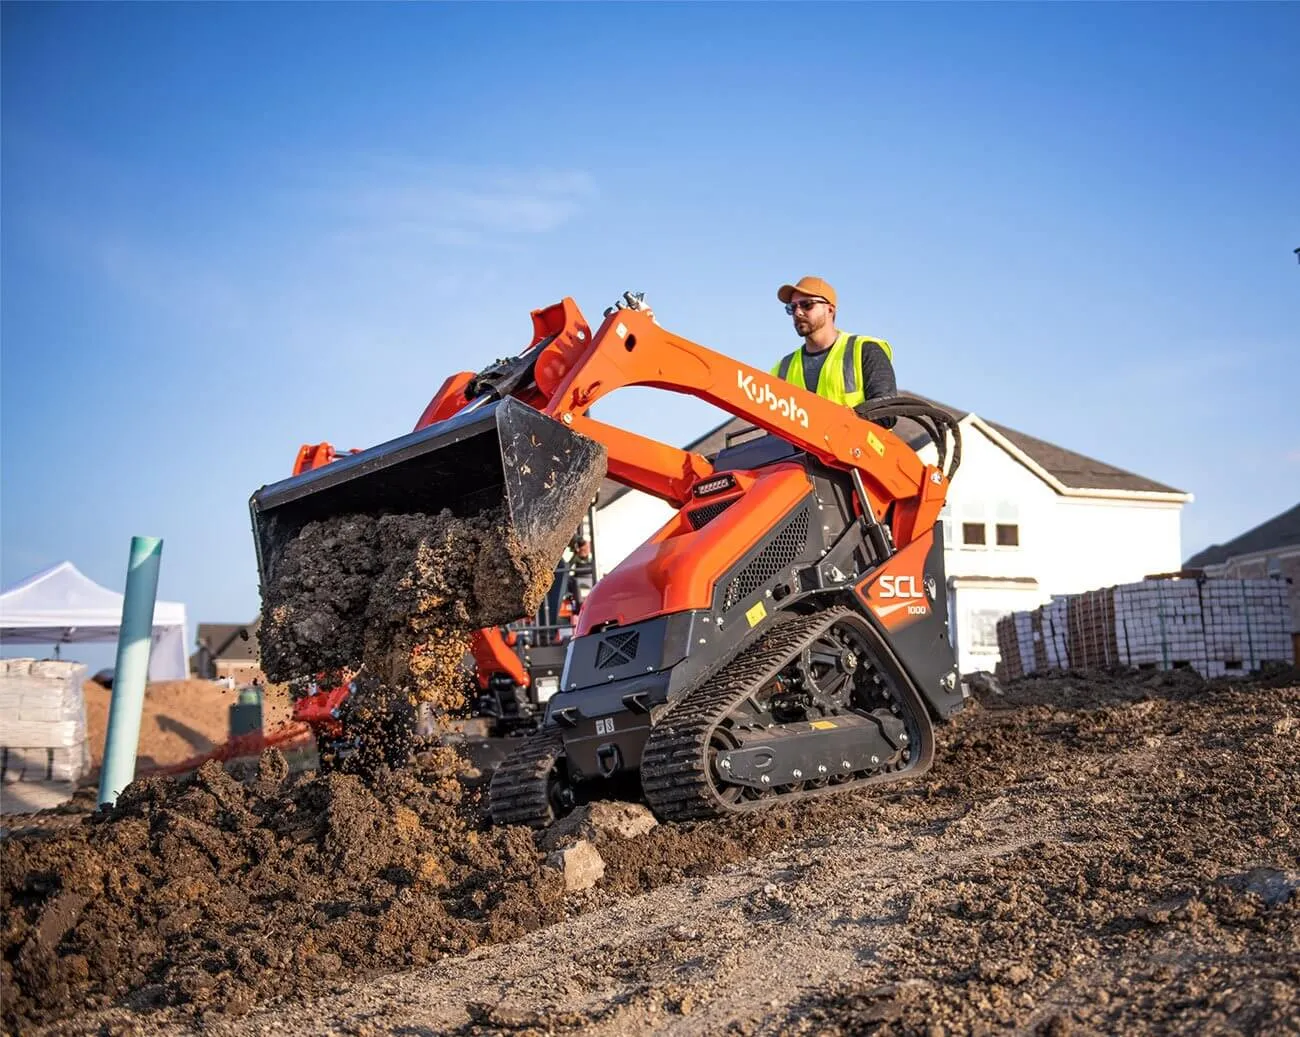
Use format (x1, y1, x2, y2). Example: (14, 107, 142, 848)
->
(0, 561, 190, 682)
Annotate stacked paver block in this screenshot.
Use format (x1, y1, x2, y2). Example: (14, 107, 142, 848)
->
(1042, 597, 1071, 670)
(1198, 578, 1294, 678)
(994, 576, 1294, 680)
(1013, 612, 1035, 677)
(1029, 610, 1050, 672)
(1067, 588, 1122, 670)
(995, 614, 1028, 681)
(0, 658, 92, 783)
(1114, 579, 1208, 674)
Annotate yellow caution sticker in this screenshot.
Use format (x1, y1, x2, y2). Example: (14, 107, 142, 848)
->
(745, 600, 767, 627)
(867, 431, 885, 456)
(810, 720, 837, 730)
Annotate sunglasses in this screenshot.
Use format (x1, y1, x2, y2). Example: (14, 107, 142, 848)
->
(785, 298, 827, 314)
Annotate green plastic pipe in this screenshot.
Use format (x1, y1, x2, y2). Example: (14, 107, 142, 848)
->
(98, 536, 164, 807)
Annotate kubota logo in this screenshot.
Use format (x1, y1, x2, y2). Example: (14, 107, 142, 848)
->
(737, 371, 809, 428)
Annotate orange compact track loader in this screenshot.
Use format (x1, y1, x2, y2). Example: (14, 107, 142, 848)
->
(249, 293, 965, 826)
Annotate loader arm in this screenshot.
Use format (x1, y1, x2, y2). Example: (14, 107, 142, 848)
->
(412, 298, 720, 508)
(251, 294, 953, 632)
(531, 307, 951, 548)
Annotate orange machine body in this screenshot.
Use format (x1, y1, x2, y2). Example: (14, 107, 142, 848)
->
(574, 465, 810, 635)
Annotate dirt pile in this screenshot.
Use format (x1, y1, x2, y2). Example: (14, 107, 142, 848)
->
(785, 665, 1300, 1037)
(0, 743, 808, 1033)
(0, 750, 559, 1031)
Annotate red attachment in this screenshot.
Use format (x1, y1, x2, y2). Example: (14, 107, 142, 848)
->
(470, 627, 529, 690)
(291, 681, 352, 738)
(292, 443, 360, 475)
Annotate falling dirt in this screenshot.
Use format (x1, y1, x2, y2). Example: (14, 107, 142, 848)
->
(4, 665, 1297, 1036)
(254, 505, 566, 776)
(258, 507, 556, 699)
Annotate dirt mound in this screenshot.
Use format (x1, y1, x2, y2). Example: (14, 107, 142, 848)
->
(0, 749, 551, 1030)
(0, 742, 816, 1032)
(783, 667, 1300, 1037)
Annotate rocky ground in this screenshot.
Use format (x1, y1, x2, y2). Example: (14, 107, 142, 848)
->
(3, 664, 1297, 1037)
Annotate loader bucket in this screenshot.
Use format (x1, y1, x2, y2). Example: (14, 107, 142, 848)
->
(249, 396, 608, 622)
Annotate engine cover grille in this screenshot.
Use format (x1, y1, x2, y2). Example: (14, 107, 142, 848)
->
(686, 497, 737, 530)
(722, 505, 811, 611)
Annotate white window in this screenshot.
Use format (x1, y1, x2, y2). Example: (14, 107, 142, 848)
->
(939, 503, 954, 548)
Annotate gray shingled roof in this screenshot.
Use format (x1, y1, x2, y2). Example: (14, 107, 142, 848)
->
(1184, 502, 1300, 568)
(597, 392, 1185, 506)
(983, 421, 1183, 494)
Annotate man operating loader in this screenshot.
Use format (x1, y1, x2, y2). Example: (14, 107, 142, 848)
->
(771, 275, 898, 429)
(605, 282, 897, 428)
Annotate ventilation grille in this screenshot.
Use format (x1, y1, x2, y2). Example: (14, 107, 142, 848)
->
(687, 497, 738, 530)
(722, 506, 810, 611)
(595, 630, 640, 669)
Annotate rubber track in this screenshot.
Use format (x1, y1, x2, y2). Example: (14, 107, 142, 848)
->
(487, 730, 566, 828)
(639, 606, 919, 822)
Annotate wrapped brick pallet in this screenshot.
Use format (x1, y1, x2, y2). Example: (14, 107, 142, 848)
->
(1114, 579, 1208, 674)
(995, 614, 1028, 681)
(0, 658, 92, 784)
(1198, 578, 1294, 678)
(1066, 588, 1122, 670)
(1043, 597, 1070, 670)
(991, 576, 1294, 682)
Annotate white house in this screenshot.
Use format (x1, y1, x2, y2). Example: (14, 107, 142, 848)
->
(590, 395, 1192, 676)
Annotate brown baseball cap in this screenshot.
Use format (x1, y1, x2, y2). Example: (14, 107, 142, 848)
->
(777, 275, 836, 308)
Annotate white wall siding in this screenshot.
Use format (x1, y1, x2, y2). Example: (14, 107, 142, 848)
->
(921, 419, 1058, 585)
(1044, 498, 1183, 593)
(948, 580, 1047, 675)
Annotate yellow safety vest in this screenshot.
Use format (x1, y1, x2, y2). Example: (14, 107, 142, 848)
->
(770, 332, 894, 408)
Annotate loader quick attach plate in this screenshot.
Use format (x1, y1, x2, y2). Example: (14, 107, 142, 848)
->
(247, 397, 608, 605)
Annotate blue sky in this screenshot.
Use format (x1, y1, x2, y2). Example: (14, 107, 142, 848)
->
(3, 2, 1298, 672)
